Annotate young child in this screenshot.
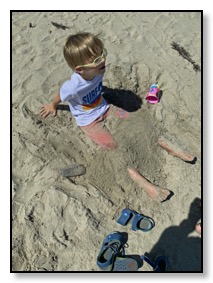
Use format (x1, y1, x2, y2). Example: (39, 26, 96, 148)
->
(40, 32, 129, 149)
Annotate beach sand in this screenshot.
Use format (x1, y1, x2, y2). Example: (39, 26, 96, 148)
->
(12, 11, 201, 271)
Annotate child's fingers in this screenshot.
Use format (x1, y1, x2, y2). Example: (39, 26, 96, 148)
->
(40, 108, 49, 118)
(52, 109, 57, 117)
(40, 106, 57, 118)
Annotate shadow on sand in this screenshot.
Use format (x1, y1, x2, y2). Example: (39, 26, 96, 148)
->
(102, 86, 142, 112)
(145, 197, 202, 271)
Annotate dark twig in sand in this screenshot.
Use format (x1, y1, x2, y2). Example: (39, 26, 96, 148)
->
(51, 21, 69, 30)
(171, 41, 201, 73)
(29, 22, 36, 28)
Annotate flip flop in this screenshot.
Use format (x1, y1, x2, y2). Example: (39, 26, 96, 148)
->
(117, 209, 134, 225)
(97, 232, 127, 271)
(112, 256, 138, 271)
(132, 213, 155, 232)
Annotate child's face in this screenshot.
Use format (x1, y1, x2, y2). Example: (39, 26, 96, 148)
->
(75, 49, 107, 80)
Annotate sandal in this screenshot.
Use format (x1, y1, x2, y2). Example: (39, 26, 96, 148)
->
(112, 256, 138, 271)
(117, 208, 134, 225)
(132, 213, 155, 232)
(117, 208, 155, 232)
(97, 232, 127, 271)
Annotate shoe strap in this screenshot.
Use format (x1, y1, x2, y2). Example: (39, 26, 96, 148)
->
(105, 242, 125, 256)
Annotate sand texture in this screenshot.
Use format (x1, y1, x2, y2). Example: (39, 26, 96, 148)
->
(12, 12, 201, 271)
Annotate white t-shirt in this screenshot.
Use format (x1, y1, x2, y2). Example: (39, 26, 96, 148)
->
(60, 72, 109, 126)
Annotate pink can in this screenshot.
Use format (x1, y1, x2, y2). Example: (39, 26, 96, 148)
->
(146, 84, 160, 104)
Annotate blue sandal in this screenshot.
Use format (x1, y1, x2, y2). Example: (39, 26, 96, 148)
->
(117, 209, 134, 225)
(113, 256, 138, 271)
(132, 213, 155, 232)
(97, 232, 127, 271)
(117, 208, 155, 232)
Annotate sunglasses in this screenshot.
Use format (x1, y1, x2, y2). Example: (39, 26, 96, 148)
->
(77, 48, 107, 68)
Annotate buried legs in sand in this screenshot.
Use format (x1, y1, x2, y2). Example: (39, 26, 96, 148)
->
(158, 137, 196, 163)
(127, 137, 195, 202)
(127, 168, 172, 203)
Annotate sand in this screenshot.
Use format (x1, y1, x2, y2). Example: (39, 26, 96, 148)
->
(12, 11, 201, 271)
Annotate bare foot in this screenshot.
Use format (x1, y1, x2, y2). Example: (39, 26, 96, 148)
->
(127, 168, 171, 203)
(195, 223, 201, 235)
(158, 137, 195, 162)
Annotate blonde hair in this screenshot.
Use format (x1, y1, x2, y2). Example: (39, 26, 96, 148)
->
(63, 32, 104, 70)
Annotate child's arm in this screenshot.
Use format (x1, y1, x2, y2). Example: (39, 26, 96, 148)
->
(40, 92, 61, 118)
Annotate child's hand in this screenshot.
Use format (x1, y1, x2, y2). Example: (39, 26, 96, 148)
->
(40, 104, 57, 118)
